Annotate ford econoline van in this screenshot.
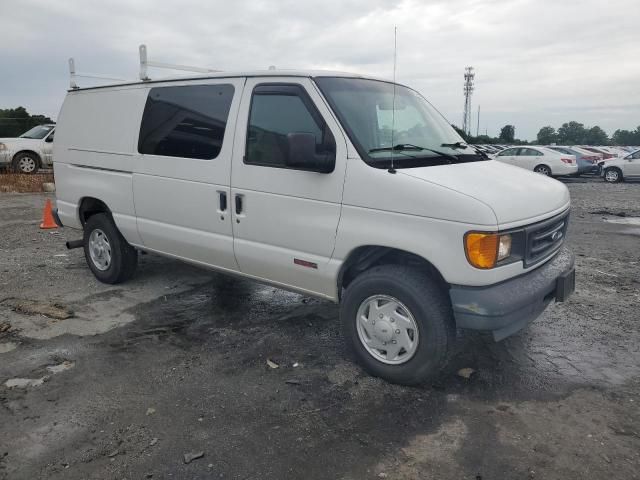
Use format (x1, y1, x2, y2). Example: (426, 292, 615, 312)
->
(52, 70, 574, 385)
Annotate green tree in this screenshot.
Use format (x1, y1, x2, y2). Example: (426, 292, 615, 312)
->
(611, 127, 640, 146)
(499, 125, 515, 143)
(583, 126, 609, 145)
(536, 126, 558, 145)
(451, 124, 470, 142)
(0, 107, 54, 137)
(557, 121, 586, 144)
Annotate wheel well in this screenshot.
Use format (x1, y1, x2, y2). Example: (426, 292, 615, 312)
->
(78, 197, 111, 225)
(12, 150, 42, 166)
(337, 246, 448, 298)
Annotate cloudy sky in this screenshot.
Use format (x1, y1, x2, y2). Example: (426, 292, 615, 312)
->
(1, 0, 638, 140)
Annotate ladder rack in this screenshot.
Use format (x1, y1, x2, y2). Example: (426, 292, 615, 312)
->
(68, 44, 222, 89)
(138, 44, 221, 81)
(68, 58, 127, 90)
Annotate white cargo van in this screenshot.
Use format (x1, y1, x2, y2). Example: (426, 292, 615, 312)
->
(52, 70, 575, 385)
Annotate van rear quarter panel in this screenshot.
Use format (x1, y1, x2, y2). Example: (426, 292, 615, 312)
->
(53, 87, 148, 244)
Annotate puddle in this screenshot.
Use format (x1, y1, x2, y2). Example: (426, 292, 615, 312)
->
(46, 360, 75, 374)
(604, 217, 640, 226)
(3, 361, 75, 389)
(4, 377, 46, 388)
(0, 342, 17, 354)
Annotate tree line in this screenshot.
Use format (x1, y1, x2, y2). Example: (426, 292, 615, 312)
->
(453, 122, 640, 146)
(0, 107, 54, 137)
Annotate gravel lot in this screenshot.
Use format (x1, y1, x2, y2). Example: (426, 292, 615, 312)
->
(1, 178, 639, 479)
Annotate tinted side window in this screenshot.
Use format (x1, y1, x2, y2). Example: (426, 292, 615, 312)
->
(498, 148, 516, 156)
(245, 85, 335, 169)
(138, 84, 234, 160)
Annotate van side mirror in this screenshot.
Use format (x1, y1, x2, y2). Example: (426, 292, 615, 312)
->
(286, 132, 335, 173)
(45, 135, 54, 143)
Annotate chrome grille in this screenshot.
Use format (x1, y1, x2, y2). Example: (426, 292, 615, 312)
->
(524, 210, 569, 266)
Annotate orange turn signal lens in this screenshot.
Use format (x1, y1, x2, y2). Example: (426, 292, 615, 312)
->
(464, 233, 499, 269)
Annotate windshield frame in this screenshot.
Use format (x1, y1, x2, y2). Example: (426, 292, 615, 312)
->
(313, 76, 486, 169)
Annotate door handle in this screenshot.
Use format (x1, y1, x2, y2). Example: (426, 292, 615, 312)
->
(235, 194, 243, 215)
(219, 191, 227, 212)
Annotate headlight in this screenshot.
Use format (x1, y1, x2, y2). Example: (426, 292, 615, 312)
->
(464, 232, 512, 269)
(0, 143, 7, 151)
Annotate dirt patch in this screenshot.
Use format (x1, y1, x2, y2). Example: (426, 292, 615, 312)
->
(1, 298, 74, 320)
(0, 172, 54, 193)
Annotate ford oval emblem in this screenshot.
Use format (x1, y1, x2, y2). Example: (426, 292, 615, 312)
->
(551, 231, 562, 241)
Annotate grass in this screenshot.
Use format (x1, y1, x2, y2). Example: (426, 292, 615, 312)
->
(0, 171, 55, 193)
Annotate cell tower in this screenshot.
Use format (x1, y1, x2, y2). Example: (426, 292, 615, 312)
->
(462, 66, 475, 136)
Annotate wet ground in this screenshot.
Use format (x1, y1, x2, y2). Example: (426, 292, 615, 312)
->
(1, 178, 639, 479)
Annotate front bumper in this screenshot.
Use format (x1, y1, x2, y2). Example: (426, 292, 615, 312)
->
(449, 246, 575, 341)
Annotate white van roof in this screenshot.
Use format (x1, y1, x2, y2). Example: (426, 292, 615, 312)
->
(69, 69, 395, 92)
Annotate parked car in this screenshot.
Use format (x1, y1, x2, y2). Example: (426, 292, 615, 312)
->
(581, 146, 616, 159)
(493, 146, 578, 177)
(546, 146, 600, 175)
(600, 148, 640, 182)
(52, 69, 574, 385)
(0, 124, 56, 173)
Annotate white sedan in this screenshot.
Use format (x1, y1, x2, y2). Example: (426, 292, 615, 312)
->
(600, 149, 640, 183)
(493, 146, 578, 177)
(0, 124, 55, 173)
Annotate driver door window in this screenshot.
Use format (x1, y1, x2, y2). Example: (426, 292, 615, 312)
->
(245, 86, 335, 171)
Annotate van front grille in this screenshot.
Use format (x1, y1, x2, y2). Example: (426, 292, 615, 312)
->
(524, 210, 569, 266)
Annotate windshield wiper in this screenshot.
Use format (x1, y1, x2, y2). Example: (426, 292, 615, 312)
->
(369, 144, 458, 162)
(440, 141, 468, 150)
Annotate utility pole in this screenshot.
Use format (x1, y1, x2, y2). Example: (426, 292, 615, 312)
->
(476, 105, 480, 137)
(462, 66, 475, 136)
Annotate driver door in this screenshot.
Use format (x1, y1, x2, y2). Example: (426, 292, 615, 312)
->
(626, 151, 640, 177)
(230, 78, 348, 297)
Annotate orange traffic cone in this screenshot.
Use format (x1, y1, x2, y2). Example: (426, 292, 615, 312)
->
(40, 199, 58, 229)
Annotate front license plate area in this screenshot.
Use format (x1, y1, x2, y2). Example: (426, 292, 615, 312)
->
(556, 268, 575, 302)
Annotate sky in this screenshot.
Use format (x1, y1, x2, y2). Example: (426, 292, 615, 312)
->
(0, 0, 638, 140)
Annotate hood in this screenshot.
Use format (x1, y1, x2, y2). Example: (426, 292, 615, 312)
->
(398, 160, 570, 226)
(0, 137, 41, 146)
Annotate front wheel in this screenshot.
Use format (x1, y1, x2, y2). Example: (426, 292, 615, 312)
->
(534, 164, 552, 176)
(341, 265, 455, 385)
(603, 167, 622, 183)
(83, 213, 138, 284)
(12, 152, 40, 174)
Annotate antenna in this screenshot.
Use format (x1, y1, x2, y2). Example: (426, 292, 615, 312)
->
(462, 66, 475, 135)
(389, 26, 398, 174)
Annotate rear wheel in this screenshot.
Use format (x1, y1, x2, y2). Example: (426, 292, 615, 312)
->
(12, 152, 40, 174)
(534, 164, 552, 176)
(603, 167, 622, 183)
(83, 213, 138, 284)
(341, 265, 455, 385)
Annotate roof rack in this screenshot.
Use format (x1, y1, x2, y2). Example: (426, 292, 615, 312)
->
(68, 58, 127, 90)
(138, 44, 221, 81)
(68, 44, 222, 89)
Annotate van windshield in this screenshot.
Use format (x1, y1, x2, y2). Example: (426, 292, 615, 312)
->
(314, 77, 487, 169)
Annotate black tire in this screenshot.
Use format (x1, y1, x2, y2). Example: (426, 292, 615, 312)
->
(340, 265, 455, 385)
(12, 152, 40, 174)
(534, 164, 552, 176)
(603, 167, 622, 183)
(83, 213, 138, 284)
